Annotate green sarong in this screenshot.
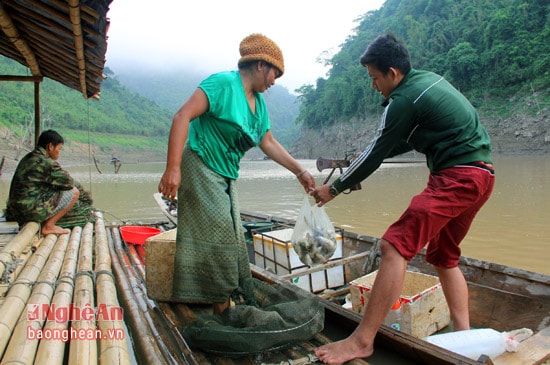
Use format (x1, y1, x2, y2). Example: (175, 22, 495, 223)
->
(172, 146, 254, 303)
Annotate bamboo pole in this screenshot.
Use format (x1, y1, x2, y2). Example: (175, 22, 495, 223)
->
(0, 222, 40, 281)
(0, 6, 41, 75)
(126, 244, 145, 281)
(111, 227, 185, 363)
(34, 227, 83, 365)
(94, 217, 131, 364)
(68, 0, 87, 98)
(68, 223, 97, 365)
(0, 233, 58, 358)
(2, 231, 71, 364)
(114, 223, 201, 364)
(107, 227, 167, 364)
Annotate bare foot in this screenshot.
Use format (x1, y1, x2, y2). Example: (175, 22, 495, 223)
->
(41, 225, 70, 235)
(315, 335, 374, 364)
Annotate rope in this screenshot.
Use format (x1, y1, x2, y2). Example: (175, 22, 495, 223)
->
(95, 269, 116, 281)
(32, 280, 56, 290)
(1, 251, 23, 284)
(56, 273, 75, 290)
(3, 269, 110, 294)
(75, 269, 95, 285)
(7, 279, 35, 288)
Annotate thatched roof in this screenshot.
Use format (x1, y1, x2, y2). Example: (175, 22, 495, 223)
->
(0, 0, 112, 99)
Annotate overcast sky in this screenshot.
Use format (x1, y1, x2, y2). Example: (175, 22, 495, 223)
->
(105, 0, 386, 92)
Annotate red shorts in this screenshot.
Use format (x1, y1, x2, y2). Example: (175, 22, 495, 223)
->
(382, 164, 495, 268)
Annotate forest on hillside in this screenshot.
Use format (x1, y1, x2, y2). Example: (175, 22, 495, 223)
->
(0, 57, 300, 157)
(296, 0, 549, 129)
(0, 61, 173, 138)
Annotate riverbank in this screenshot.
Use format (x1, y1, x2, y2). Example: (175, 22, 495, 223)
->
(1, 108, 549, 175)
(289, 110, 550, 159)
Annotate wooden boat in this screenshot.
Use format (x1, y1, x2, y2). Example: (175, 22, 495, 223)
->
(0, 200, 548, 364)
(148, 193, 550, 365)
(238, 211, 550, 365)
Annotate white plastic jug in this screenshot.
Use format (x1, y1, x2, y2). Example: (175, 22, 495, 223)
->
(424, 328, 513, 360)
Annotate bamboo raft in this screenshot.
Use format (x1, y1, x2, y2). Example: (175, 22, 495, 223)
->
(0, 218, 131, 365)
(0, 211, 549, 364)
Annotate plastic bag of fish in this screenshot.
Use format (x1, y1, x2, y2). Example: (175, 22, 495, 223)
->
(291, 195, 337, 266)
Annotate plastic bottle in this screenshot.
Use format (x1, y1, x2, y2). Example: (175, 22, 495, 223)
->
(386, 299, 402, 331)
(424, 328, 508, 359)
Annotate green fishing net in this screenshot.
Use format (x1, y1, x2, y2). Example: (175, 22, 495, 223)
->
(182, 278, 325, 355)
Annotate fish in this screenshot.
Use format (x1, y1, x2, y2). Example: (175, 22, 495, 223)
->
(294, 226, 337, 266)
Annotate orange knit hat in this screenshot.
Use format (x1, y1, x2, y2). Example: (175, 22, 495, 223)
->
(238, 33, 284, 77)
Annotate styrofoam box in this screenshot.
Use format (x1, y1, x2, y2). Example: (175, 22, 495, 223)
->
(350, 270, 451, 338)
(253, 228, 344, 293)
(145, 228, 176, 301)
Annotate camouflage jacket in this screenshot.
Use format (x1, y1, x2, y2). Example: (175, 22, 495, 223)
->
(5, 146, 74, 225)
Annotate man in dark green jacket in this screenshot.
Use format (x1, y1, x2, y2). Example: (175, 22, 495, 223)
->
(5, 130, 89, 235)
(312, 33, 495, 364)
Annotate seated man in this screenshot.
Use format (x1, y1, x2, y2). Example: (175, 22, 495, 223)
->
(5, 129, 91, 235)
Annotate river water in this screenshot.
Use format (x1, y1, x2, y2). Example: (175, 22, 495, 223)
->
(0, 155, 548, 275)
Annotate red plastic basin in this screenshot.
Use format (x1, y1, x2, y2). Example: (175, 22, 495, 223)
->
(119, 226, 161, 245)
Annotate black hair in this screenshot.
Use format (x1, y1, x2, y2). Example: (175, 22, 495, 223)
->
(37, 129, 64, 149)
(360, 33, 412, 75)
(238, 60, 282, 79)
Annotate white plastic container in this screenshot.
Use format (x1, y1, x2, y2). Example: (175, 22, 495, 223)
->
(424, 328, 509, 360)
(253, 228, 344, 292)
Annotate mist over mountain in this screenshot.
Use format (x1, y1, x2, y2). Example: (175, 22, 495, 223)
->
(111, 65, 302, 149)
(1, 0, 548, 168)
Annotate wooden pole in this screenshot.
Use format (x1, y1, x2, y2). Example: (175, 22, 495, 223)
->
(67, 223, 97, 365)
(34, 227, 83, 365)
(2, 232, 71, 364)
(0, 8, 41, 75)
(34, 80, 40, 146)
(0, 233, 58, 357)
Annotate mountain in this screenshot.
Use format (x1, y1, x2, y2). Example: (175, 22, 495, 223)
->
(0, 56, 300, 170)
(112, 66, 301, 149)
(291, 0, 549, 157)
(1, 0, 548, 167)
(0, 57, 173, 162)
(296, 0, 549, 128)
